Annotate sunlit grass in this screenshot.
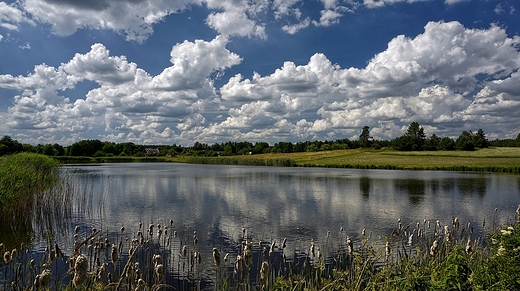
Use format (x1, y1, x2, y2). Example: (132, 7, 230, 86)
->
(216, 147, 520, 173)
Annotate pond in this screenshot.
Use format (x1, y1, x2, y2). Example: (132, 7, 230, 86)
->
(2, 163, 520, 290)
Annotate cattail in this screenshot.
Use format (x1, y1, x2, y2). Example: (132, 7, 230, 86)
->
(48, 248, 56, 262)
(234, 255, 242, 274)
(37, 268, 52, 288)
(153, 254, 162, 265)
(170, 219, 174, 225)
(385, 241, 391, 258)
(346, 237, 354, 254)
(224, 253, 229, 263)
(465, 237, 473, 255)
(242, 227, 246, 239)
(269, 240, 276, 256)
(309, 240, 315, 257)
(173, 231, 177, 238)
(3, 251, 11, 264)
(121, 226, 125, 233)
(244, 241, 253, 266)
(157, 228, 162, 240)
(182, 245, 187, 257)
(212, 248, 221, 268)
(408, 233, 414, 246)
(73, 254, 89, 287)
(75, 225, 80, 234)
(317, 247, 322, 261)
(11, 248, 17, 260)
(260, 261, 269, 281)
(282, 238, 287, 249)
(111, 244, 118, 264)
(30, 259, 35, 269)
(430, 239, 439, 256)
(195, 251, 201, 264)
(361, 228, 366, 236)
(155, 263, 164, 283)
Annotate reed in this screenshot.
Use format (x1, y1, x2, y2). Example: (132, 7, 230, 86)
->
(185, 156, 297, 167)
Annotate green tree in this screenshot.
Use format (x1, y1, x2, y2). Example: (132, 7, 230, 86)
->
(359, 126, 372, 148)
(456, 131, 475, 151)
(439, 137, 456, 150)
(472, 129, 488, 148)
(406, 122, 426, 151)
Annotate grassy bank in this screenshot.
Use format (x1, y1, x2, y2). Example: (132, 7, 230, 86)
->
(53, 155, 169, 163)
(184, 147, 520, 173)
(0, 153, 59, 212)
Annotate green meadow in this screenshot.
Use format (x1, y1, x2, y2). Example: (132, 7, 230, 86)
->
(183, 147, 520, 173)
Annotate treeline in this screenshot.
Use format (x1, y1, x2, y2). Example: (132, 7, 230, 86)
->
(1, 122, 520, 157)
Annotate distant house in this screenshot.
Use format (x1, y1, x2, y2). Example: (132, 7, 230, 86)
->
(144, 148, 160, 156)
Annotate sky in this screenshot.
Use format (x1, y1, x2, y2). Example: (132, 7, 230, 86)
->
(0, 0, 519, 146)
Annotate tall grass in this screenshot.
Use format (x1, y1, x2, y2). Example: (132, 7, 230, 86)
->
(2, 207, 520, 290)
(0, 153, 59, 212)
(186, 156, 297, 167)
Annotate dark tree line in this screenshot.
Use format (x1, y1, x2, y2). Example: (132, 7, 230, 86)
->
(0, 125, 517, 158)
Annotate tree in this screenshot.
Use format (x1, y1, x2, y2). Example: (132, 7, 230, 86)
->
(456, 131, 475, 151)
(405, 122, 426, 151)
(439, 137, 456, 150)
(472, 129, 488, 148)
(359, 126, 372, 148)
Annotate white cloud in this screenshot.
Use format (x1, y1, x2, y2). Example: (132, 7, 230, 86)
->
(205, 10, 266, 39)
(282, 17, 310, 34)
(1, 21, 520, 145)
(20, 0, 189, 43)
(0, 1, 31, 30)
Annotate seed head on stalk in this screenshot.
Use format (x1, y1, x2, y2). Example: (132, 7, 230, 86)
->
(347, 237, 354, 254)
(430, 239, 439, 256)
(3, 251, 11, 263)
(244, 241, 253, 266)
(213, 248, 221, 268)
(269, 240, 276, 256)
(260, 261, 269, 281)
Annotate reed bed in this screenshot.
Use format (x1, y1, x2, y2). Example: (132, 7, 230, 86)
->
(186, 157, 297, 167)
(2, 206, 520, 290)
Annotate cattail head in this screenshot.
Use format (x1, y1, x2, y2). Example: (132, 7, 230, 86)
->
(347, 237, 354, 254)
(260, 261, 269, 281)
(38, 268, 52, 288)
(465, 237, 473, 255)
(153, 254, 162, 265)
(111, 244, 118, 264)
(212, 248, 221, 268)
(282, 238, 287, 249)
(385, 241, 391, 258)
(224, 253, 229, 263)
(30, 259, 35, 269)
(430, 239, 439, 256)
(75, 225, 80, 234)
(269, 240, 276, 256)
(155, 263, 164, 283)
(3, 251, 11, 264)
(244, 241, 253, 266)
(182, 245, 187, 257)
(10, 248, 17, 260)
(234, 255, 242, 274)
(73, 254, 88, 287)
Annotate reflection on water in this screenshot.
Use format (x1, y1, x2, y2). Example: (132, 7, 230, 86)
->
(3, 163, 520, 289)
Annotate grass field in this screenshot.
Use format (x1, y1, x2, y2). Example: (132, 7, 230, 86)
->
(180, 147, 520, 173)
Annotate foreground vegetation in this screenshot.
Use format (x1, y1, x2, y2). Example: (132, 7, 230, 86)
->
(2, 206, 520, 290)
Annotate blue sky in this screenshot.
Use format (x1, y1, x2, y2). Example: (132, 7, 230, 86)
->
(0, 0, 519, 146)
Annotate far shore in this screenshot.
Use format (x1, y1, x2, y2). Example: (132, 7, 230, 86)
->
(54, 147, 520, 174)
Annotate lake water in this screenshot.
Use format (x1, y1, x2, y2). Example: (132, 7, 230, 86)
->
(4, 163, 520, 289)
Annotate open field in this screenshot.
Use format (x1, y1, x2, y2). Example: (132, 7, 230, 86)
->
(182, 147, 520, 173)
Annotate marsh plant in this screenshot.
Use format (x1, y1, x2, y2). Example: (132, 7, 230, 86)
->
(3, 206, 520, 290)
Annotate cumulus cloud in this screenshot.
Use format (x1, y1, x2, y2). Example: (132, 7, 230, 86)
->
(1, 20, 520, 145)
(0, 1, 31, 30)
(20, 0, 188, 42)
